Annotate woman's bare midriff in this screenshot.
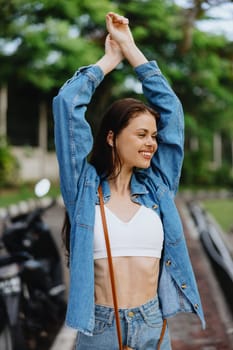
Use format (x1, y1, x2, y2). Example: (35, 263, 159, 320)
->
(94, 256, 160, 308)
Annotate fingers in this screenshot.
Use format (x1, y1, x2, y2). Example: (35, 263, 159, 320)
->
(105, 34, 114, 46)
(105, 33, 111, 41)
(105, 34, 121, 49)
(106, 12, 129, 25)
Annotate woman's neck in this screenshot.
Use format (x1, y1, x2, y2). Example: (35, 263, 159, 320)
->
(108, 168, 132, 196)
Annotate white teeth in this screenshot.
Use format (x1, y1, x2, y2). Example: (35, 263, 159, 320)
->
(142, 152, 151, 157)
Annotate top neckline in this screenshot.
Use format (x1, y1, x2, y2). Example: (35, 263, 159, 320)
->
(104, 205, 143, 225)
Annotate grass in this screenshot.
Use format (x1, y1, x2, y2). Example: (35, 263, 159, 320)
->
(0, 182, 61, 208)
(202, 198, 233, 233)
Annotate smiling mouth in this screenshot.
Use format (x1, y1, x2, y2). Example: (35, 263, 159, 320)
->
(140, 151, 153, 159)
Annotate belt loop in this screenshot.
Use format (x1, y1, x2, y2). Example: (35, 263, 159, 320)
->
(108, 308, 115, 326)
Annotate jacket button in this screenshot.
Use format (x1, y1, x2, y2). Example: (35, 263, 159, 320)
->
(166, 260, 172, 266)
(152, 204, 158, 209)
(194, 303, 199, 310)
(181, 284, 187, 289)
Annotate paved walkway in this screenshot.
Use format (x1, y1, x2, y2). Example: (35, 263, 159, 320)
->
(50, 199, 233, 350)
(168, 199, 233, 350)
(1, 198, 232, 349)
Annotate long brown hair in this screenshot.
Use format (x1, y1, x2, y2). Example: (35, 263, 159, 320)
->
(62, 98, 159, 266)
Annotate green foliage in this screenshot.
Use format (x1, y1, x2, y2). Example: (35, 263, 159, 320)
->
(174, 29, 233, 136)
(0, 0, 113, 89)
(0, 140, 19, 187)
(211, 163, 233, 187)
(181, 149, 212, 186)
(0, 0, 233, 187)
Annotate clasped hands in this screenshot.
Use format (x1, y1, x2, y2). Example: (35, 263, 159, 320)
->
(104, 12, 135, 68)
(97, 12, 147, 75)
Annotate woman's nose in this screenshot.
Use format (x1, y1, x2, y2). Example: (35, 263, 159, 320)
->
(145, 137, 156, 146)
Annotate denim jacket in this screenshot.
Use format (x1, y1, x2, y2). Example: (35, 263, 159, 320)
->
(53, 61, 205, 335)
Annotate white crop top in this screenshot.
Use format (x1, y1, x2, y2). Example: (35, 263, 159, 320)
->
(94, 205, 164, 260)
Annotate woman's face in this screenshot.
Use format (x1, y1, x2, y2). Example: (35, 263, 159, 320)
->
(110, 111, 158, 172)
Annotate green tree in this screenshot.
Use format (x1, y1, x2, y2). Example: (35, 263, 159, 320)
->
(0, 0, 233, 186)
(173, 1, 233, 185)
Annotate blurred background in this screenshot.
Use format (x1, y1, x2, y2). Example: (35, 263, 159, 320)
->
(0, 0, 232, 349)
(0, 0, 233, 190)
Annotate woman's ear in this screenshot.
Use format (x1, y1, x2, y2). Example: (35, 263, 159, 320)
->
(106, 130, 114, 147)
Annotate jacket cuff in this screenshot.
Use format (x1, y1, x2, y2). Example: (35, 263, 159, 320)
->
(61, 64, 104, 91)
(134, 60, 162, 82)
(77, 64, 104, 87)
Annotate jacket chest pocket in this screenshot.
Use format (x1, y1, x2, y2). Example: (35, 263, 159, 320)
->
(75, 179, 96, 231)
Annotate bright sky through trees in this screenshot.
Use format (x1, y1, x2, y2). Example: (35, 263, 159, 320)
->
(175, 0, 233, 40)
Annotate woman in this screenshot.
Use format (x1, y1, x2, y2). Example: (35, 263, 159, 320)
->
(53, 12, 205, 350)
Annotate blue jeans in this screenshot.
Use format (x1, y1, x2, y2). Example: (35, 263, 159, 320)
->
(75, 296, 172, 349)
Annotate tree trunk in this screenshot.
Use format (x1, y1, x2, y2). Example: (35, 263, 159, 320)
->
(38, 100, 47, 177)
(0, 85, 8, 142)
(213, 132, 222, 169)
(231, 139, 233, 173)
(190, 136, 199, 151)
(180, 0, 204, 54)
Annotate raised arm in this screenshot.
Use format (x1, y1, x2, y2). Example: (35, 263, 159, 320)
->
(53, 35, 123, 214)
(106, 12, 184, 193)
(135, 62, 184, 194)
(96, 34, 123, 75)
(106, 12, 147, 67)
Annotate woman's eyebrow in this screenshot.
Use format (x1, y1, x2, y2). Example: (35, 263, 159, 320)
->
(136, 128, 158, 134)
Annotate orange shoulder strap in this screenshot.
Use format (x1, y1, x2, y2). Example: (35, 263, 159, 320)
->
(98, 186, 167, 350)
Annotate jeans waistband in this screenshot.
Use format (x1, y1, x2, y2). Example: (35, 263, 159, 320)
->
(95, 295, 159, 321)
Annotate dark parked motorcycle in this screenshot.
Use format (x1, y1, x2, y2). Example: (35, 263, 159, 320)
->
(0, 179, 66, 350)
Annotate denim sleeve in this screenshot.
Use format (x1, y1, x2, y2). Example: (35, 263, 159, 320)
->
(135, 61, 184, 194)
(52, 65, 104, 211)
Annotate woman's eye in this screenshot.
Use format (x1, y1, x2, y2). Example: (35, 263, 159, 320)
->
(138, 134, 145, 138)
(152, 133, 159, 140)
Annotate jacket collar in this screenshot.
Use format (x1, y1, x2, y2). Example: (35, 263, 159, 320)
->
(97, 172, 148, 204)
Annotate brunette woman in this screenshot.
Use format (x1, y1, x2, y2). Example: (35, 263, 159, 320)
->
(53, 12, 205, 350)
